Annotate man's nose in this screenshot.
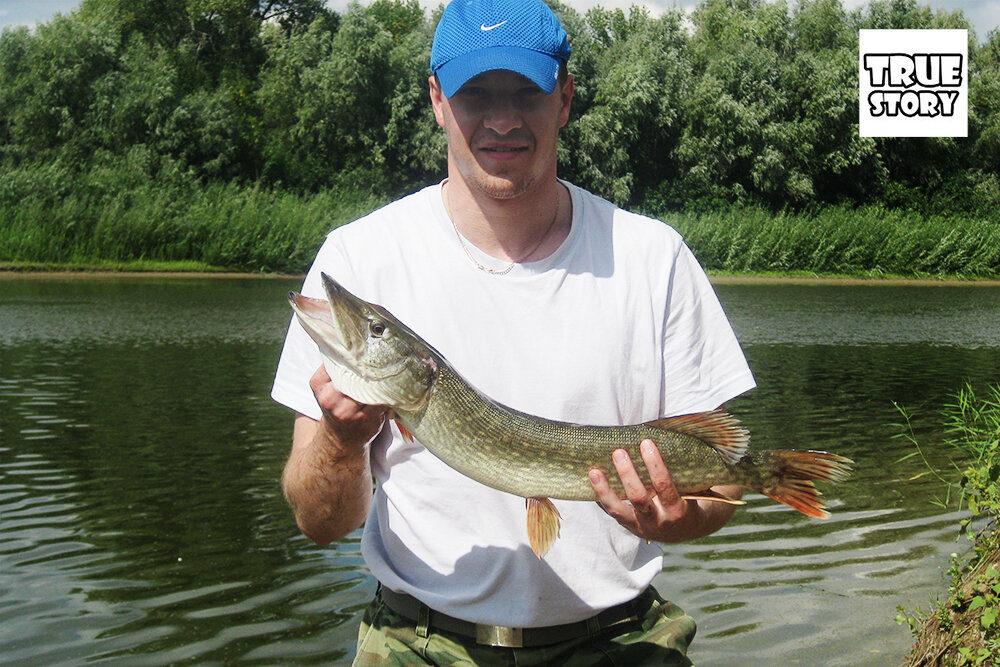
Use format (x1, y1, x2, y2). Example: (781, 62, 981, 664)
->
(482, 96, 523, 134)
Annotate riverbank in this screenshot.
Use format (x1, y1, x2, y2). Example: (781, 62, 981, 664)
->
(905, 532, 1000, 666)
(709, 273, 1000, 287)
(897, 384, 1000, 666)
(0, 262, 296, 280)
(5, 263, 1000, 286)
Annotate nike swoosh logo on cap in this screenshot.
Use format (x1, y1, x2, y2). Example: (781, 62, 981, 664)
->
(481, 20, 507, 31)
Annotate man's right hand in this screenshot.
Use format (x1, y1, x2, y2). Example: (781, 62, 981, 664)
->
(309, 365, 388, 451)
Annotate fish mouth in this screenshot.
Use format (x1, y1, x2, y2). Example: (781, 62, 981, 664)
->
(320, 274, 371, 355)
(288, 274, 429, 390)
(287, 279, 368, 369)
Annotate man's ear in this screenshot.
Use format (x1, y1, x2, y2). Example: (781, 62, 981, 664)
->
(558, 74, 574, 129)
(429, 75, 446, 128)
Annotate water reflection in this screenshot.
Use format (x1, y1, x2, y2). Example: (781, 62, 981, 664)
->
(717, 282, 1000, 348)
(1, 277, 998, 665)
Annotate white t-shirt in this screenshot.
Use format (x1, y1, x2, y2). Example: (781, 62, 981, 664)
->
(272, 181, 755, 627)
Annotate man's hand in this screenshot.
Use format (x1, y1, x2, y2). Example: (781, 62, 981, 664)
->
(588, 439, 741, 544)
(309, 365, 388, 451)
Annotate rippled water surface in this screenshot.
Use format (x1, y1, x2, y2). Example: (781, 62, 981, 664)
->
(2, 276, 999, 665)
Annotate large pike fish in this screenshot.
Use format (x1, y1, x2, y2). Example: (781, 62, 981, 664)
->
(289, 273, 852, 558)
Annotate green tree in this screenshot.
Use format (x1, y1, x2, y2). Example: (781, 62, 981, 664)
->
(673, 0, 802, 207)
(788, 0, 885, 204)
(0, 15, 120, 166)
(566, 7, 690, 206)
(86, 34, 182, 156)
(960, 29, 1000, 214)
(855, 0, 978, 212)
(256, 0, 437, 191)
(1, 0, 995, 217)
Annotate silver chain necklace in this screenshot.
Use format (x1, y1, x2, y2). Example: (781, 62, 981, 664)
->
(445, 184, 560, 276)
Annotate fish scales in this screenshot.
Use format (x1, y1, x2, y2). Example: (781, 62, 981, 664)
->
(397, 365, 744, 501)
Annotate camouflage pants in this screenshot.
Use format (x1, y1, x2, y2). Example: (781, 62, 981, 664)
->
(352, 586, 696, 666)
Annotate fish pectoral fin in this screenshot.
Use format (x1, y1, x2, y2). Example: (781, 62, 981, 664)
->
(526, 497, 561, 559)
(681, 489, 747, 506)
(395, 419, 415, 443)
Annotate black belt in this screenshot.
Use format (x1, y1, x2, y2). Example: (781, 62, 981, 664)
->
(378, 585, 651, 648)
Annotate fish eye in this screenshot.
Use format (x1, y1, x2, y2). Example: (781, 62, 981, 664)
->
(369, 321, 386, 337)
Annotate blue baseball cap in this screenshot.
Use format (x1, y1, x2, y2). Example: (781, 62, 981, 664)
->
(431, 0, 571, 98)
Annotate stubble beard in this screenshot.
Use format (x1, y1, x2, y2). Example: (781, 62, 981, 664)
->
(450, 140, 536, 201)
(470, 170, 537, 201)
(449, 127, 559, 202)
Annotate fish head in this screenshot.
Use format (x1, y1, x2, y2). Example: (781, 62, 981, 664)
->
(288, 273, 438, 412)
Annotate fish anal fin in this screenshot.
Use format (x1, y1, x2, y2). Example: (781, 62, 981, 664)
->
(395, 420, 414, 443)
(761, 480, 830, 519)
(681, 489, 747, 506)
(647, 410, 749, 465)
(526, 497, 561, 559)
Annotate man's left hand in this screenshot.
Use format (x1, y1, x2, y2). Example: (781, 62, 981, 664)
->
(589, 439, 740, 544)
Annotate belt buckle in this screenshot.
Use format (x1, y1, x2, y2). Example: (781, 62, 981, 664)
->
(475, 624, 524, 648)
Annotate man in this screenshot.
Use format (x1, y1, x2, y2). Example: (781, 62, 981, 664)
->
(272, 0, 755, 664)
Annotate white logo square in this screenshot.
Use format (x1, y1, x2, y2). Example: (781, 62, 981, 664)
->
(859, 29, 968, 138)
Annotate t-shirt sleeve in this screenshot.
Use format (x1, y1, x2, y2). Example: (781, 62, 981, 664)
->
(660, 242, 755, 416)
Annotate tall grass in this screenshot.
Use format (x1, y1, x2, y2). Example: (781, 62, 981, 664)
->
(2, 158, 999, 277)
(660, 207, 1000, 278)
(0, 159, 385, 273)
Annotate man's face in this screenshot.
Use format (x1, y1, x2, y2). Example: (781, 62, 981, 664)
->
(430, 69, 574, 201)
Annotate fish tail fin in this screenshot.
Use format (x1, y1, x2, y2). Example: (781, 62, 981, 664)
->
(759, 451, 854, 519)
(526, 497, 561, 559)
(647, 410, 750, 465)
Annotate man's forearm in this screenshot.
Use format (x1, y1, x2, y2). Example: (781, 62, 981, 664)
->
(282, 415, 374, 545)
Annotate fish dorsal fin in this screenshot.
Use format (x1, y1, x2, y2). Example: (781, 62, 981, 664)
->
(646, 410, 749, 466)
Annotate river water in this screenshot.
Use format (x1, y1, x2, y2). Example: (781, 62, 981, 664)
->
(1, 276, 998, 665)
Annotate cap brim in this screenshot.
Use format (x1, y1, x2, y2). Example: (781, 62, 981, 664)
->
(436, 46, 562, 98)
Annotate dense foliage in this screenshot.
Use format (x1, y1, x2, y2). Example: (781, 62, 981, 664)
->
(896, 385, 1000, 666)
(1, 0, 998, 272)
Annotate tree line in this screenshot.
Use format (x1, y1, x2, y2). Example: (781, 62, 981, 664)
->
(1, 0, 998, 218)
